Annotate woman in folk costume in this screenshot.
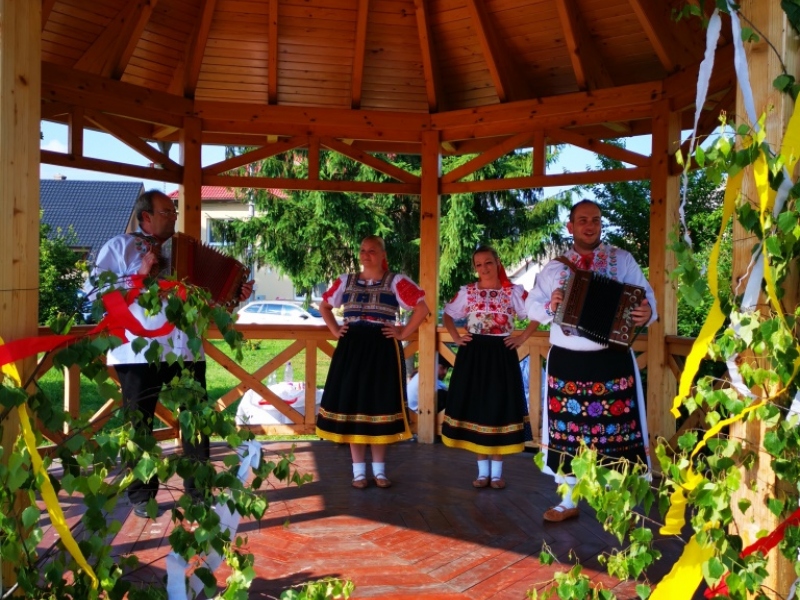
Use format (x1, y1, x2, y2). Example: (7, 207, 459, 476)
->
(316, 235, 430, 489)
(442, 245, 539, 489)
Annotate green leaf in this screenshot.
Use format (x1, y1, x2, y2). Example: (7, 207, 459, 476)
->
(636, 583, 652, 599)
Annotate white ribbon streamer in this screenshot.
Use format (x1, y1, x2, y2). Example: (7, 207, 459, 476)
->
(166, 440, 263, 600)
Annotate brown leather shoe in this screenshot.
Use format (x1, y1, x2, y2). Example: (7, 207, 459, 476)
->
(543, 505, 579, 522)
(472, 476, 489, 488)
(490, 478, 506, 490)
(352, 476, 369, 489)
(373, 475, 392, 488)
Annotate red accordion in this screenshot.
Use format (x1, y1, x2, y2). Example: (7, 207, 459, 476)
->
(166, 233, 249, 307)
(553, 258, 644, 350)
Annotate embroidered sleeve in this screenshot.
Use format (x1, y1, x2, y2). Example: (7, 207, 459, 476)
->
(322, 275, 347, 307)
(510, 284, 528, 317)
(393, 274, 426, 309)
(526, 261, 561, 324)
(443, 286, 469, 319)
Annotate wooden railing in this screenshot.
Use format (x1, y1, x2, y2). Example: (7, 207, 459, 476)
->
(34, 325, 703, 448)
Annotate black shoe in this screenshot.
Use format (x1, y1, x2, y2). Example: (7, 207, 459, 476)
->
(132, 501, 162, 519)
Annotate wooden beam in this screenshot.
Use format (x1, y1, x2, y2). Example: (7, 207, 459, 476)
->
(547, 128, 651, 167)
(416, 129, 441, 444)
(647, 100, 680, 448)
(628, 0, 701, 72)
(443, 166, 650, 194)
(84, 109, 181, 171)
(532, 131, 545, 177)
(554, 0, 614, 90)
(413, 0, 441, 112)
(321, 137, 420, 183)
(73, 0, 158, 78)
(268, 0, 278, 104)
(184, 0, 217, 98)
(41, 100, 71, 120)
(68, 106, 84, 158)
(442, 131, 535, 184)
(464, 0, 529, 102)
(204, 174, 420, 195)
(1, 0, 40, 587)
(41, 150, 182, 183)
(203, 137, 308, 176)
(42, 0, 57, 30)
(350, 0, 370, 109)
(179, 117, 202, 239)
(308, 136, 320, 181)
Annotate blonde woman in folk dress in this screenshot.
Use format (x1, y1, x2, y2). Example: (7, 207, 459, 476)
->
(442, 246, 539, 489)
(316, 236, 430, 489)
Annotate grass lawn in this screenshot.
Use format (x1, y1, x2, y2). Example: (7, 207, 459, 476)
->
(36, 339, 333, 435)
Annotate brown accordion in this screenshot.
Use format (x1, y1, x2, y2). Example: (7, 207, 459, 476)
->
(165, 233, 249, 307)
(553, 259, 644, 350)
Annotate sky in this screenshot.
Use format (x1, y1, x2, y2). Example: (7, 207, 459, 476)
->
(39, 120, 653, 198)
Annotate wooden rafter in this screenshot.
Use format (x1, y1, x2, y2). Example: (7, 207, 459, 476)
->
(268, 0, 279, 104)
(308, 136, 320, 181)
(554, 0, 613, 90)
(350, 0, 370, 109)
(84, 109, 180, 171)
(464, 0, 528, 102)
(413, 0, 440, 112)
(42, 0, 57, 30)
(203, 174, 420, 195)
(73, 0, 158, 79)
(548, 129, 651, 167)
(442, 132, 536, 184)
(41, 101, 71, 120)
(69, 107, 84, 158)
(321, 137, 420, 184)
(202, 137, 308, 176)
(41, 150, 181, 183)
(183, 0, 217, 98)
(442, 166, 651, 195)
(628, 0, 701, 72)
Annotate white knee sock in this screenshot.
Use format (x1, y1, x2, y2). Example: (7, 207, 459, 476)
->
(372, 462, 386, 478)
(559, 482, 576, 509)
(477, 460, 490, 479)
(353, 462, 366, 480)
(490, 460, 503, 480)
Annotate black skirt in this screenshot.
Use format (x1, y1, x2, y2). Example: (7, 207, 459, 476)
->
(543, 345, 648, 477)
(316, 322, 411, 444)
(442, 334, 528, 454)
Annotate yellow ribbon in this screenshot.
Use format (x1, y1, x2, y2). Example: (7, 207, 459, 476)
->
(661, 400, 764, 536)
(671, 170, 743, 417)
(650, 534, 715, 600)
(0, 337, 98, 589)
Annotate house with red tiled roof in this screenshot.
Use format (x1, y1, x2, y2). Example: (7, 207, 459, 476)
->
(169, 186, 295, 302)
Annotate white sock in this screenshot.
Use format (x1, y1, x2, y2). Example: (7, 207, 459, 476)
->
(372, 462, 386, 478)
(559, 482, 576, 509)
(477, 460, 489, 479)
(353, 462, 366, 480)
(491, 460, 503, 480)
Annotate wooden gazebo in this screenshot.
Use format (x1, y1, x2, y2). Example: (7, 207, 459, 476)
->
(1, 0, 755, 446)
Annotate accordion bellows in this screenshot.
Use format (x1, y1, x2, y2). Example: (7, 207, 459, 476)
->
(166, 233, 249, 307)
(553, 267, 644, 350)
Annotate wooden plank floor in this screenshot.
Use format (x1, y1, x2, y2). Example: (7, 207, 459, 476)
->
(37, 440, 688, 599)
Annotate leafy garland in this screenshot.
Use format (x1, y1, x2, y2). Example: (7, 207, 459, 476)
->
(0, 274, 320, 599)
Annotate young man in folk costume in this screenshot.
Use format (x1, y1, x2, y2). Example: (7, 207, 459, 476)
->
(526, 200, 657, 522)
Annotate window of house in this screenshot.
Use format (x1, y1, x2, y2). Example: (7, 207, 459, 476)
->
(207, 218, 231, 246)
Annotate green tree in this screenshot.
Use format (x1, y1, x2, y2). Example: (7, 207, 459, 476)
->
(220, 147, 568, 306)
(39, 219, 85, 325)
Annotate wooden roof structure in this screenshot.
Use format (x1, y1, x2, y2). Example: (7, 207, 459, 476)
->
(5, 0, 742, 455)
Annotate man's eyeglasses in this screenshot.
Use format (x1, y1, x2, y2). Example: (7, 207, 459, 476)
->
(150, 209, 179, 218)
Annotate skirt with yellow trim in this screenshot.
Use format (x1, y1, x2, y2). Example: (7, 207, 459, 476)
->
(441, 334, 528, 455)
(316, 321, 411, 444)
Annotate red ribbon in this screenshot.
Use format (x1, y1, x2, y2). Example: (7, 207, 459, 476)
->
(0, 278, 188, 372)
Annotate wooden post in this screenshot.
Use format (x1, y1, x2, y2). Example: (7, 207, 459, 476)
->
(417, 130, 441, 444)
(0, 0, 41, 589)
(647, 100, 680, 446)
(729, 2, 799, 595)
(178, 116, 202, 238)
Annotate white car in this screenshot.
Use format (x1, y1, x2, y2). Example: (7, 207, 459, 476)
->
(236, 301, 327, 326)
